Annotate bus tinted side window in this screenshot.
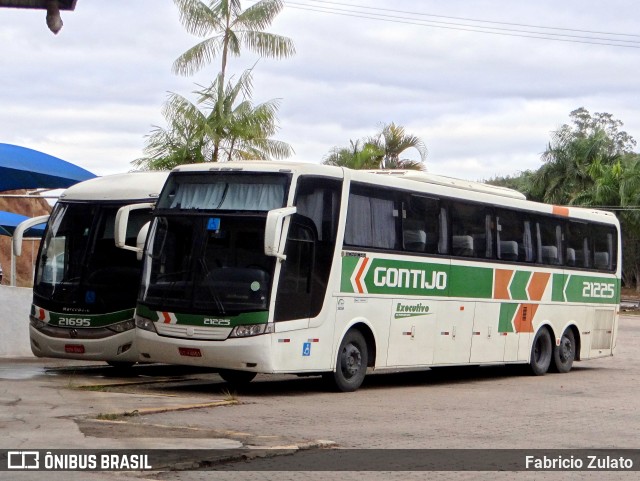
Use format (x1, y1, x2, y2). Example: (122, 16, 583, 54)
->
(536, 217, 563, 265)
(565, 221, 590, 268)
(402, 195, 442, 255)
(496, 209, 534, 262)
(449, 201, 493, 259)
(592, 224, 617, 271)
(344, 184, 400, 251)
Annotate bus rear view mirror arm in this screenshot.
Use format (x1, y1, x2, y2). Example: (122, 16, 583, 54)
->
(264, 207, 297, 261)
(115, 203, 155, 259)
(12, 215, 50, 257)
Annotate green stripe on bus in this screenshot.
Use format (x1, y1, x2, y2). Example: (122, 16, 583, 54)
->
(552, 274, 566, 302)
(136, 304, 268, 326)
(509, 271, 531, 300)
(42, 308, 135, 328)
(448, 265, 493, 299)
(498, 304, 518, 333)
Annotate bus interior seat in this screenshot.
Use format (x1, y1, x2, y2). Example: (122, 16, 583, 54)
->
(542, 245, 558, 264)
(499, 240, 519, 261)
(404, 226, 427, 252)
(594, 252, 610, 269)
(566, 248, 576, 266)
(453, 235, 473, 256)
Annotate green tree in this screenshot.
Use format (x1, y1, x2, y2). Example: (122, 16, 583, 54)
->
(323, 123, 427, 171)
(133, 69, 292, 170)
(172, 0, 295, 84)
(533, 108, 636, 205)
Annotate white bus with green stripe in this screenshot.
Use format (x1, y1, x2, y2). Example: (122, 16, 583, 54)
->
(130, 162, 620, 391)
(14, 172, 169, 367)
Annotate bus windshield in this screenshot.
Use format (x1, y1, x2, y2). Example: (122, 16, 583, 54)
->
(138, 171, 289, 315)
(34, 202, 151, 313)
(139, 215, 276, 315)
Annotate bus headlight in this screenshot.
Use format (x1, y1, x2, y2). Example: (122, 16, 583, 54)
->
(107, 320, 136, 333)
(229, 323, 274, 338)
(136, 316, 158, 333)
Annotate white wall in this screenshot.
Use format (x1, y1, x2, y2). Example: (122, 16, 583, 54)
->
(0, 285, 34, 357)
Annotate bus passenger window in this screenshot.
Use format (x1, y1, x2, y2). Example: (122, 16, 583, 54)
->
(345, 186, 399, 250)
(536, 219, 563, 265)
(565, 221, 590, 268)
(402, 196, 440, 254)
(450, 202, 493, 259)
(592, 224, 617, 271)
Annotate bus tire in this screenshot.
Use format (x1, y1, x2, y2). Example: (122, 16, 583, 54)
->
(552, 328, 576, 373)
(218, 369, 257, 385)
(529, 327, 553, 376)
(325, 329, 368, 392)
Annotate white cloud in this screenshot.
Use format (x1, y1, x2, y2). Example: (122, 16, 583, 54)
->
(1, 0, 639, 181)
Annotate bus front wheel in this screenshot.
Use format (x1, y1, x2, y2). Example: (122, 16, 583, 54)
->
(552, 328, 576, 373)
(218, 369, 257, 385)
(529, 327, 553, 376)
(325, 329, 368, 392)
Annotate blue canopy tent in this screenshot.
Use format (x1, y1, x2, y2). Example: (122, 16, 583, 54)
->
(0, 210, 48, 286)
(0, 211, 46, 237)
(0, 143, 96, 192)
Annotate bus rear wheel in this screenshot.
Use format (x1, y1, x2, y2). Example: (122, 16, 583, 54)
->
(552, 328, 576, 373)
(529, 327, 553, 376)
(218, 369, 257, 386)
(324, 329, 368, 392)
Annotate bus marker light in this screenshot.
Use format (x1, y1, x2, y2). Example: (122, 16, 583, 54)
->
(179, 347, 202, 357)
(278, 339, 290, 343)
(308, 339, 319, 343)
(65, 344, 85, 354)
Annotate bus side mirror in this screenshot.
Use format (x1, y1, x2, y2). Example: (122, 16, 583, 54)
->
(136, 222, 151, 261)
(12, 215, 49, 256)
(115, 203, 155, 255)
(264, 207, 296, 261)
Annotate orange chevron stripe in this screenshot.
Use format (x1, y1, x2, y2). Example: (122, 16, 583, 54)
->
(354, 257, 370, 294)
(513, 304, 537, 333)
(494, 269, 513, 300)
(527, 272, 551, 301)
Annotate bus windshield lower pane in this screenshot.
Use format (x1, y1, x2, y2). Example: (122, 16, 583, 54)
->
(140, 215, 275, 315)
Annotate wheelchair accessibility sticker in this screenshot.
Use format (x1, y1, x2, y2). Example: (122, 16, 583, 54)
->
(302, 342, 311, 356)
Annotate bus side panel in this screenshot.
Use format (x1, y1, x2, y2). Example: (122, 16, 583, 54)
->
(270, 302, 338, 373)
(432, 301, 475, 365)
(469, 302, 506, 363)
(333, 295, 392, 369)
(386, 297, 436, 367)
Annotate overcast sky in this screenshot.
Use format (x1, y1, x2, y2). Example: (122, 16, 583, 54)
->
(1, 0, 639, 181)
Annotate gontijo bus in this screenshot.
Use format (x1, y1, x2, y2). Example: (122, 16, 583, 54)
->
(124, 162, 619, 391)
(14, 172, 168, 367)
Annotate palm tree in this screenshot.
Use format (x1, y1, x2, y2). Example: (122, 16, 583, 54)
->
(323, 123, 427, 171)
(172, 0, 295, 85)
(368, 122, 427, 170)
(133, 69, 292, 170)
(323, 140, 382, 170)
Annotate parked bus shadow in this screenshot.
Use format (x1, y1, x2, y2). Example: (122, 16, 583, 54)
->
(40, 362, 608, 397)
(143, 364, 606, 398)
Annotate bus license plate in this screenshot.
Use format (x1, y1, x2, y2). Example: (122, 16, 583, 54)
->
(179, 347, 202, 357)
(65, 344, 85, 354)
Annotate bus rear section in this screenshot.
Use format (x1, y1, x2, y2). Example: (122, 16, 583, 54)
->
(25, 172, 168, 366)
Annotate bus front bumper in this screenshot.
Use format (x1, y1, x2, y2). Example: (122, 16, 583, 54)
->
(29, 325, 138, 363)
(136, 328, 274, 372)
